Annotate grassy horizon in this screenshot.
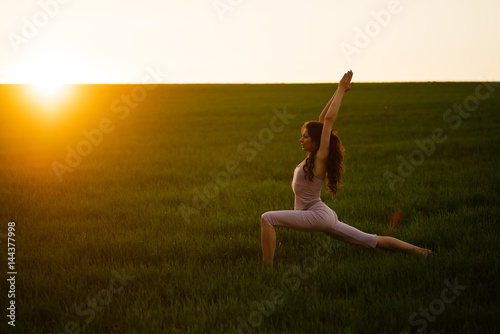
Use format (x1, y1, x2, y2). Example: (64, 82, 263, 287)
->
(0, 82, 499, 333)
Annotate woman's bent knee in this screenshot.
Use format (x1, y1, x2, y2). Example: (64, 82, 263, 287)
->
(261, 216, 273, 228)
(261, 213, 274, 227)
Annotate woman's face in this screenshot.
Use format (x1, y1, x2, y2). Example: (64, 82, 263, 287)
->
(300, 128, 317, 152)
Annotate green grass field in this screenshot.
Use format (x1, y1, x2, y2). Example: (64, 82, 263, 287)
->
(1, 82, 499, 333)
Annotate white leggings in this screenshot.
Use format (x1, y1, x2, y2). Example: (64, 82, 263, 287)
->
(261, 201, 378, 249)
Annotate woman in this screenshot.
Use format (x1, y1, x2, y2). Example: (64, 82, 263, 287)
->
(261, 71, 431, 267)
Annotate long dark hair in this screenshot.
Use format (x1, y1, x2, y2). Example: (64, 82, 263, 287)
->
(302, 121, 345, 200)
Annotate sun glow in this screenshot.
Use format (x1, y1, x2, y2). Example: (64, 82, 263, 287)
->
(5, 57, 93, 116)
(33, 82, 65, 96)
(27, 82, 72, 115)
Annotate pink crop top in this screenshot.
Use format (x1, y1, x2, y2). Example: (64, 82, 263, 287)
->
(292, 164, 324, 210)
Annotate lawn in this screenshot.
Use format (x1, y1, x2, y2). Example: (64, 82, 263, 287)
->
(0, 82, 499, 333)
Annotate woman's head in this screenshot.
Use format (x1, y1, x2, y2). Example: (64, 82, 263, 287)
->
(300, 121, 323, 152)
(301, 121, 345, 199)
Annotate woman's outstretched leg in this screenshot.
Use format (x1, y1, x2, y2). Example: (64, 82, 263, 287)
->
(376, 236, 432, 256)
(261, 218, 276, 267)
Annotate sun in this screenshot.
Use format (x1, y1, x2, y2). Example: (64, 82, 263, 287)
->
(33, 82, 66, 97)
(8, 57, 91, 115)
(30, 75, 70, 97)
(23, 75, 73, 116)
(30, 81, 70, 107)
(28, 82, 72, 115)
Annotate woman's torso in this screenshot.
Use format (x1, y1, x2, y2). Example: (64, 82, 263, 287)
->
(292, 162, 324, 210)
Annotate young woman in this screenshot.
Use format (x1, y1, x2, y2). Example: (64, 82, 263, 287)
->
(261, 71, 432, 267)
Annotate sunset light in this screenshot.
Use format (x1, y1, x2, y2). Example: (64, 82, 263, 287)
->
(4, 57, 86, 115)
(5, 57, 94, 85)
(32, 81, 65, 97)
(27, 82, 71, 113)
(1, 0, 498, 84)
(0, 1, 498, 333)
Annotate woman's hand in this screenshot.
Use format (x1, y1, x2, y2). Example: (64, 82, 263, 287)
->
(319, 71, 353, 123)
(339, 70, 354, 92)
(344, 82, 354, 93)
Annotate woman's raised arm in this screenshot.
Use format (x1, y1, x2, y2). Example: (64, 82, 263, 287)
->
(318, 76, 354, 123)
(318, 91, 336, 123)
(315, 71, 353, 163)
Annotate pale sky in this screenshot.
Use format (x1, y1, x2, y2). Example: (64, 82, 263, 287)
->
(0, 0, 498, 83)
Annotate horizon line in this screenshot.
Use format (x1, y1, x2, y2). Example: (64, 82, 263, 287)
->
(1, 80, 499, 85)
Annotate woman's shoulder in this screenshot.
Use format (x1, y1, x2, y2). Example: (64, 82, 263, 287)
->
(297, 159, 307, 168)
